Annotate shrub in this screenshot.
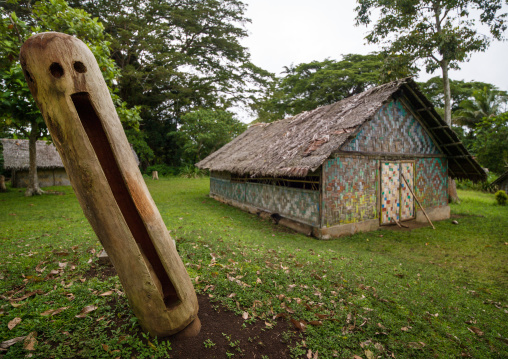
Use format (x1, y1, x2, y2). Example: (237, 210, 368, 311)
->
(495, 190, 508, 205)
(456, 172, 499, 193)
(179, 164, 208, 178)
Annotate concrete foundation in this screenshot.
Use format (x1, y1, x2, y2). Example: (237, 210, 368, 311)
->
(210, 194, 450, 239)
(416, 205, 450, 223)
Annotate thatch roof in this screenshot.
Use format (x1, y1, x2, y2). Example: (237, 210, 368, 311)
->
(197, 78, 486, 182)
(1, 139, 64, 170)
(491, 170, 508, 187)
(1, 138, 140, 170)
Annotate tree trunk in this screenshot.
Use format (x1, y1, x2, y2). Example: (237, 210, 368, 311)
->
(441, 61, 452, 126)
(440, 62, 459, 203)
(0, 175, 6, 192)
(25, 127, 44, 197)
(448, 178, 460, 203)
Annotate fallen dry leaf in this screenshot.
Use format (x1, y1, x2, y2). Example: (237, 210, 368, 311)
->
(264, 321, 273, 328)
(102, 343, 109, 352)
(0, 336, 26, 349)
(468, 326, 484, 337)
(365, 349, 375, 359)
(8, 317, 22, 330)
(23, 332, 37, 351)
(99, 291, 114, 297)
(51, 307, 69, 316)
(75, 305, 98, 318)
(290, 318, 306, 332)
(10, 290, 43, 302)
(10, 302, 24, 308)
(41, 309, 56, 316)
(242, 312, 249, 320)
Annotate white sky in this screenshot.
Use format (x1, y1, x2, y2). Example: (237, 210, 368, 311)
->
(241, 0, 508, 92)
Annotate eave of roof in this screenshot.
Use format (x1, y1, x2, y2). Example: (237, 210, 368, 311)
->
(196, 78, 487, 182)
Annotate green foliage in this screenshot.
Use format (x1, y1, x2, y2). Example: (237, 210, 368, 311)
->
(356, 0, 508, 125)
(251, 53, 416, 122)
(472, 112, 508, 174)
(418, 76, 507, 113)
(179, 164, 207, 178)
(1, 180, 508, 357)
(454, 87, 508, 129)
(177, 108, 247, 164)
(67, 0, 271, 166)
(495, 190, 508, 205)
(355, 0, 507, 73)
(0, 0, 142, 133)
(0, 0, 145, 194)
(456, 171, 499, 192)
(203, 339, 216, 348)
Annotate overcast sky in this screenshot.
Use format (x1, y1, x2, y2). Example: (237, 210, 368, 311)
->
(241, 0, 508, 91)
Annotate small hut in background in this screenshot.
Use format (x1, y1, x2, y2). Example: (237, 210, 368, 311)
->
(196, 78, 486, 238)
(491, 170, 508, 192)
(1, 138, 140, 188)
(1, 138, 70, 188)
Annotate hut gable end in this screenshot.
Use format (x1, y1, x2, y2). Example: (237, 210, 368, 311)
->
(197, 78, 486, 182)
(341, 99, 440, 155)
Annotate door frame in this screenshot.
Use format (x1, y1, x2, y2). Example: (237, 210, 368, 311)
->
(379, 160, 416, 225)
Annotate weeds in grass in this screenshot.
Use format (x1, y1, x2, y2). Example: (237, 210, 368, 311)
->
(1, 179, 507, 358)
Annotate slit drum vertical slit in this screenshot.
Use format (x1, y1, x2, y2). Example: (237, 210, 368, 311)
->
(20, 32, 199, 337)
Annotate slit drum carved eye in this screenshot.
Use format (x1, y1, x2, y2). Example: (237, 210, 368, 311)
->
(49, 62, 64, 78)
(73, 61, 87, 73)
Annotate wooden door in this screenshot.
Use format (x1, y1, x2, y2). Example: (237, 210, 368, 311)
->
(381, 161, 415, 225)
(400, 162, 415, 221)
(381, 162, 400, 224)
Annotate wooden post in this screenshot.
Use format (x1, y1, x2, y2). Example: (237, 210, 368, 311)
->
(152, 171, 159, 180)
(20, 32, 199, 337)
(400, 173, 435, 230)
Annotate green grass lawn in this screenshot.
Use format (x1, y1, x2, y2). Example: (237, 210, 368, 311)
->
(1, 177, 507, 358)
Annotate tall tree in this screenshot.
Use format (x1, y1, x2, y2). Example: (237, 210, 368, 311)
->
(177, 108, 247, 165)
(454, 86, 507, 128)
(355, 0, 508, 126)
(67, 0, 271, 166)
(251, 53, 416, 123)
(418, 76, 507, 113)
(0, 0, 141, 195)
(472, 112, 508, 174)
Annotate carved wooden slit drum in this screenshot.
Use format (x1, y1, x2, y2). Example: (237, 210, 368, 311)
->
(20, 32, 199, 337)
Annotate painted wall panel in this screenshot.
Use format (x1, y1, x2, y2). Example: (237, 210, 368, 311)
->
(342, 99, 440, 155)
(322, 156, 378, 226)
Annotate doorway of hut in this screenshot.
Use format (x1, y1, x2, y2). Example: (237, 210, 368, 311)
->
(380, 161, 415, 225)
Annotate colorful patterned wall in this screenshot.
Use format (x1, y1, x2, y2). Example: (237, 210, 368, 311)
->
(209, 98, 448, 231)
(209, 176, 320, 226)
(414, 158, 448, 208)
(342, 99, 440, 155)
(322, 156, 378, 226)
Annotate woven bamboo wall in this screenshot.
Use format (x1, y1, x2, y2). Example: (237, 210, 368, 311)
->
(342, 100, 440, 154)
(322, 156, 378, 226)
(210, 176, 320, 226)
(414, 158, 448, 208)
(322, 99, 447, 227)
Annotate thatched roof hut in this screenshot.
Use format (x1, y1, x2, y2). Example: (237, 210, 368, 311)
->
(1, 138, 140, 188)
(197, 78, 487, 239)
(197, 78, 485, 182)
(1, 138, 140, 170)
(491, 170, 508, 192)
(1, 138, 64, 170)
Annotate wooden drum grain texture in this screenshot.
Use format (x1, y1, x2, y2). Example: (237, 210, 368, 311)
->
(20, 32, 199, 337)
